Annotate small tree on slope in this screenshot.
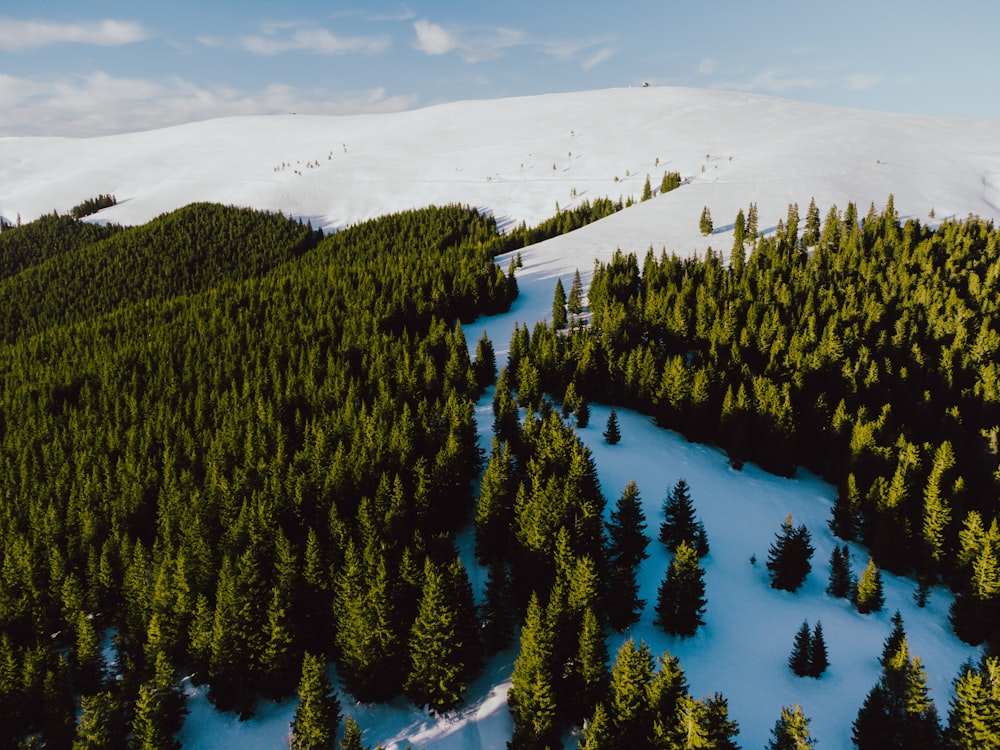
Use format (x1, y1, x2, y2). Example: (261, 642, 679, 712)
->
(767, 704, 817, 750)
(767, 514, 814, 592)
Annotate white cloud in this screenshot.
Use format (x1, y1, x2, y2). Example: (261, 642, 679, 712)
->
(699, 57, 717, 75)
(413, 19, 457, 56)
(581, 47, 614, 72)
(0, 18, 148, 52)
(844, 73, 880, 91)
(0, 72, 416, 137)
(241, 24, 390, 56)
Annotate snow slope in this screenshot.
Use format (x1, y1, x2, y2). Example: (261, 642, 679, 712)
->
(6, 87, 997, 748)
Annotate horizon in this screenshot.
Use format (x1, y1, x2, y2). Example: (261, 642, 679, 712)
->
(3, 0, 999, 138)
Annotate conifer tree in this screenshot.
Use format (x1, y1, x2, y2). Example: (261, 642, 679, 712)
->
(604, 407, 622, 445)
(576, 399, 591, 428)
(946, 656, 1000, 750)
(572, 607, 610, 722)
(473, 331, 497, 393)
(578, 701, 613, 750)
(745, 202, 758, 243)
(855, 557, 885, 614)
(73, 691, 125, 750)
(766, 515, 814, 592)
(568, 268, 584, 315)
(659, 478, 709, 557)
(508, 593, 559, 750)
(827, 544, 854, 598)
(808, 622, 828, 677)
(767, 704, 816, 750)
(339, 716, 368, 750)
(607, 638, 655, 748)
(475, 438, 518, 565)
(291, 652, 341, 750)
(131, 653, 185, 750)
(700, 206, 714, 236)
(605, 480, 651, 631)
(654, 541, 707, 637)
(553, 278, 568, 330)
(802, 197, 821, 247)
(642, 175, 653, 202)
(788, 621, 812, 677)
(480, 561, 515, 654)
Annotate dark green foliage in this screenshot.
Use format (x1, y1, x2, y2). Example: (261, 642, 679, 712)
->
(808, 622, 828, 677)
(291, 652, 341, 750)
(567, 268, 584, 315)
(475, 439, 519, 566)
(767, 704, 816, 750)
(480, 561, 515, 654)
(827, 544, 854, 598)
(659, 478, 709, 557)
(604, 407, 622, 444)
(576, 399, 591, 428)
(131, 652, 186, 750)
(788, 621, 812, 677)
(641, 176, 653, 202)
(856, 557, 886, 614)
(500, 197, 624, 254)
(339, 716, 369, 750)
(605, 481, 651, 631)
(508, 594, 559, 750)
(473, 331, 498, 393)
(0, 212, 122, 281)
(70, 193, 117, 219)
(767, 515, 814, 592)
(73, 690, 127, 750)
(654, 541, 707, 637)
(853, 635, 942, 749)
(552, 278, 568, 330)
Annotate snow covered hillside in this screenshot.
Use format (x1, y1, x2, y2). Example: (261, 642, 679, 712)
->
(6, 87, 999, 748)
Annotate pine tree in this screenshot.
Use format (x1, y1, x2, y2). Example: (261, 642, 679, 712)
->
(568, 268, 584, 315)
(579, 701, 613, 750)
(808, 622, 828, 677)
(827, 544, 854, 598)
(642, 175, 653, 201)
(604, 408, 622, 445)
(576, 399, 591, 428)
(291, 653, 341, 750)
(552, 278, 568, 330)
(766, 515, 815, 592)
(473, 331, 497, 393)
(745, 202, 758, 243)
(572, 607, 610, 722)
(855, 557, 885, 614)
(73, 691, 125, 750)
(767, 704, 816, 749)
(131, 653, 185, 750)
(605, 480, 651, 631)
(700, 206, 714, 236)
(880, 611, 907, 668)
(788, 621, 812, 677)
(475, 438, 518, 565)
(659, 478, 709, 557)
(404, 558, 480, 714)
(802, 197, 821, 247)
(508, 593, 559, 750)
(946, 656, 1000, 750)
(607, 638, 655, 748)
(480, 561, 515, 654)
(339, 716, 368, 750)
(654, 541, 707, 637)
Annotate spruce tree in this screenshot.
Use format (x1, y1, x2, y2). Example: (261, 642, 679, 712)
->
(642, 175, 653, 202)
(746, 201, 759, 243)
(552, 278, 568, 330)
(827, 544, 854, 598)
(474, 438, 517, 565)
(767, 704, 816, 750)
(73, 691, 125, 750)
(808, 622, 828, 677)
(855, 557, 885, 614)
(766, 514, 814, 592)
(480, 561, 514, 654)
(607, 638, 655, 748)
(339, 716, 368, 750)
(788, 621, 812, 677)
(568, 268, 584, 315)
(508, 594, 559, 750)
(604, 408, 622, 445)
(654, 541, 707, 637)
(659, 478, 709, 557)
(946, 656, 1000, 750)
(605, 480, 651, 631)
(576, 399, 591, 428)
(700, 206, 714, 236)
(473, 331, 497, 393)
(291, 653, 341, 750)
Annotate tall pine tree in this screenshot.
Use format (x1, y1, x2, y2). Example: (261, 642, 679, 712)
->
(654, 541, 707, 637)
(659, 478, 709, 557)
(605, 481, 651, 631)
(291, 652, 341, 750)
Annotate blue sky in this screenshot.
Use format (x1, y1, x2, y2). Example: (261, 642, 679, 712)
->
(2, 0, 998, 136)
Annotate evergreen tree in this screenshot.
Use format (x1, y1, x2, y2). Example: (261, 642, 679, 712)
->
(573, 607, 610, 722)
(291, 652, 341, 750)
(73, 691, 125, 750)
(802, 197, 821, 247)
(654, 541, 707, 637)
(808, 622, 828, 677)
(659, 478, 709, 557)
(508, 593, 559, 750)
(700, 206, 714, 236)
(827, 544, 854, 598)
(553, 278, 568, 330)
(604, 408, 622, 445)
(766, 515, 814, 592)
(855, 557, 885, 614)
(568, 268, 584, 315)
(475, 438, 518, 565)
(642, 176, 653, 202)
(339, 716, 368, 750)
(131, 653, 186, 750)
(745, 202, 758, 243)
(853, 635, 942, 749)
(473, 331, 497, 393)
(480, 561, 515, 654)
(576, 399, 591, 429)
(946, 656, 1000, 750)
(767, 704, 816, 750)
(881, 611, 907, 668)
(605, 481, 651, 631)
(578, 701, 613, 750)
(606, 638, 655, 748)
(404, 558, 481, 714)
(788, 621, 812, 677)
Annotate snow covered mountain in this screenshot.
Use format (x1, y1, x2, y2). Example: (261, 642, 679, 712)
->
(6, 87, 999, 749)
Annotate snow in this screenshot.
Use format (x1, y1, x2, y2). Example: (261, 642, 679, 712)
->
(4, 86, 996, 748)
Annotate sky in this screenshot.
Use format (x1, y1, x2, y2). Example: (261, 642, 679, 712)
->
(2, 0, 998, 137)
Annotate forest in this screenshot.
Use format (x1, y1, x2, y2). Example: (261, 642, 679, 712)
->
(0, 196, 998, 749)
